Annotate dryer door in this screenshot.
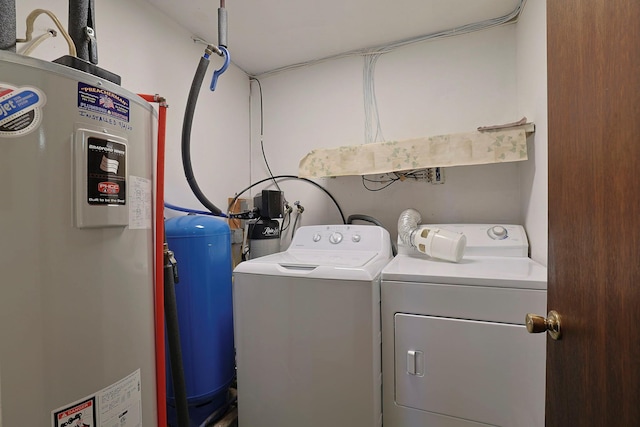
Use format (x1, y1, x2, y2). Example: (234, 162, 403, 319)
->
(394, 314, 545, 427)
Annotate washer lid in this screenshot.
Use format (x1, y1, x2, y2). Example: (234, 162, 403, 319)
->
(234, 249, 391, 280)
(381, 254, 547, 289)
(234, 224, 393, 280)
(278, 249, 378, 268)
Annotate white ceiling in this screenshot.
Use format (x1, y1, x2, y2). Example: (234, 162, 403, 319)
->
(144, 0, 521, 76)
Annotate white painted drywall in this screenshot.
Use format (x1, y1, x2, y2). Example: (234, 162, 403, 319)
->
(250, 25, 531, 250)
(11, 0, 547, 260)
(517, 0, 548, 266)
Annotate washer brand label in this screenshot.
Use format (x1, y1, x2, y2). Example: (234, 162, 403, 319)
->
(87, 137, 126, 205)
(78, 82, 130, 123)
(0, 83, 46, 138)
(262, 226, 280, 237)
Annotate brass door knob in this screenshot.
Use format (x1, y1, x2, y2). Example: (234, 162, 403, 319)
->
(525, 310, 562, 340)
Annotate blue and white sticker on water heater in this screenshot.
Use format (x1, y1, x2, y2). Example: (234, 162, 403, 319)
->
(77, 82, 130, 123)
(0, 83, 47, 138)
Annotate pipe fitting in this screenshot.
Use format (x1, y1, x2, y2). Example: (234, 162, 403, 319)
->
(154, 94, 168, 107)
(206, 44, 222, 57)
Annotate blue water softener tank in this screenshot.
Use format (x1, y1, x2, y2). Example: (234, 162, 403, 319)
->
(165, 215, 235, 426)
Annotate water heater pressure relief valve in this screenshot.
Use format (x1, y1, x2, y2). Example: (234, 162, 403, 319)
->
(397, 208, 467, 262)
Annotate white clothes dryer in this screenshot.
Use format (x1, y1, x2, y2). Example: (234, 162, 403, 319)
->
(233, 224, 393, 427)
(381, 224, 547, 427)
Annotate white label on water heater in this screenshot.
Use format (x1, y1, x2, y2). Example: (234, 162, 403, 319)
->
(97, 369, 142, 427)
(129, 176, 152, 230)
(51, 369, 142, 427)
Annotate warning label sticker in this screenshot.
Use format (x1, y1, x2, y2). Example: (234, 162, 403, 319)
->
(78, 82, 130, 123)
(51, 370, 142, 427)
(0, 83, 46, 137)
(87, 137, 127, 205)
(53, 396, 97, 427)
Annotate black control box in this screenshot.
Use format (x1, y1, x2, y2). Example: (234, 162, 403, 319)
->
(254, 190, 284, 219)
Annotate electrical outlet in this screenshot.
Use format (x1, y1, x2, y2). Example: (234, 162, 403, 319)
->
(406, 167, 445, 184)
(430, 167, 445, 184)
(391, 168, 446, 185)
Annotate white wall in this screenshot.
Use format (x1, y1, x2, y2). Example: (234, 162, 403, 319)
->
(11, 0, 546, 260)
(517, 0, 548, 265)
(251, 25, 527, 247)
(14, 0, 251, 214)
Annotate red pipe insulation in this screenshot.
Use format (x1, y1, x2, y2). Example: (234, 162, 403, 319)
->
(138, 93, 168, 427)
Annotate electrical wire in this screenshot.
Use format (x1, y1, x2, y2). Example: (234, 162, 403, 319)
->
(18, 29, 55, 56)
(363, 52, 384, 144)
(361, 168, 443, 191)
(252, 0, 526, 78)
(261, 141, 280, 190)
(16, 9, 77, 57)
(361, 175, 398, 191)
(359, 3, 527, 190)
(358, 2, 527, 182)
(239, 3, 528, 200)
(250, 77, 281, 192)
(227, 175, 346, 224)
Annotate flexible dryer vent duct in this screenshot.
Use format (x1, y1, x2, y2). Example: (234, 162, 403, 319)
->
(397, 208, 467, 262)
(0, 0, 16, 52)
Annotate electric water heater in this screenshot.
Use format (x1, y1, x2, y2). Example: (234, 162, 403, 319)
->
(0, 51, 158, 426)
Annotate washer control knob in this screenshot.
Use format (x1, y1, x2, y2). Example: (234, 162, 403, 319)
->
(488, 225, 508, 240)
(352, 234, 361, 243)
(329, 232, 343, 244)
(313, 233, 322, 242)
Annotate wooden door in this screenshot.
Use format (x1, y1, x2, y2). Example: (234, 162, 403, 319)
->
(547, 0, 640, 425)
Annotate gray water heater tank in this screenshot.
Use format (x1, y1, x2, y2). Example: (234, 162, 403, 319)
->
(0, 50, 158, 426)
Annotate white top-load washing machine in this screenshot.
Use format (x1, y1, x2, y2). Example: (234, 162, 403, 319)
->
(233, 224, 393, 427)
(381, 224, 547, 427)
